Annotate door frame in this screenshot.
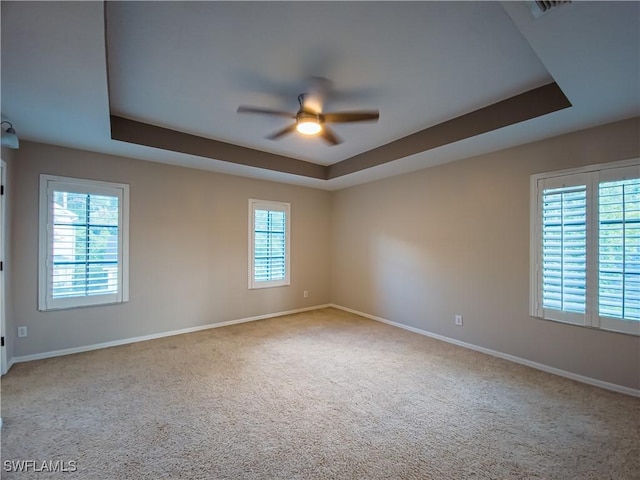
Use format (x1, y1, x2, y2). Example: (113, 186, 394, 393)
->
(0, 160, 7, 375)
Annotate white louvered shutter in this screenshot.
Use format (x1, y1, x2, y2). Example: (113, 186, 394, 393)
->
(39, 176, 129, 311)
(249, 200, 290, 289)
(597, 167, 640, 333)
(537, 174, 589, 325)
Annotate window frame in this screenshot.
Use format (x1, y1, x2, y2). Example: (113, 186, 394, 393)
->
(38, 175, 130, 311)
(530, 158, 639, 336)
(248, 199, 290, 290)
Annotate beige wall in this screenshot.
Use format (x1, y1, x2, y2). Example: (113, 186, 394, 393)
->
(10, 142, 332, 357)
(6, 118, 640, 390)
(331, 117, 640, 390)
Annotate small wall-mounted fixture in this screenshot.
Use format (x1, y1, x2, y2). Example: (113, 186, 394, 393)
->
(1, 121, 19, 149)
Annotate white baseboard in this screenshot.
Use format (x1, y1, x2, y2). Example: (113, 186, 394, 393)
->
(6, 357, 16, 372)
(9, 304, 331, 366)
(330, 304, 640, 398)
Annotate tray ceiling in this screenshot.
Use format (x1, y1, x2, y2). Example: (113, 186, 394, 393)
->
(1, 1, 638, 189)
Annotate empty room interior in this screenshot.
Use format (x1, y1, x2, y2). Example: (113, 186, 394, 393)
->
(1, 1, 639, 479)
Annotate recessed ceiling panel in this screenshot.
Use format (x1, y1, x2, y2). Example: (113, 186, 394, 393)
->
(106, 1, 553, 165)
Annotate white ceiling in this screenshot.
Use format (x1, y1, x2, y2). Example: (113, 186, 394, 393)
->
(1, 1, 639, 190)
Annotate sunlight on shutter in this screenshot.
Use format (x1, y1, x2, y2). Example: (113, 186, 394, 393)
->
(542, 185, 587, 313)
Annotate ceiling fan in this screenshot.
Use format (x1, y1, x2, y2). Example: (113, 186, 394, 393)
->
(237, 93, 379, 146)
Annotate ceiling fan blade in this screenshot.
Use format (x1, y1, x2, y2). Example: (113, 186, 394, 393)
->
(321, 111, 380, 123)
(319, 126, 342, 146)
(266, 124, 298, 140)
(237, 106, 295, 118)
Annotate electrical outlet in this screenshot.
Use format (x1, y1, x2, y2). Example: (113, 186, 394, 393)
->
(17, 326, 27, 338)
(455, 315, 463, 326)
(303, 290, 309, 298)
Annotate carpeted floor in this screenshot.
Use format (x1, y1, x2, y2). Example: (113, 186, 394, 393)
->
(1, 307, 638, 479)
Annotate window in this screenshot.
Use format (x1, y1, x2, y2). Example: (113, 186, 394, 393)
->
(39, 175, 129, 310)
(530, 160, 639, 335)
(248, 199, 290, 289)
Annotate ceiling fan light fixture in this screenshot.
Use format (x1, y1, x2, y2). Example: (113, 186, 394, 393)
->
(237, 89, 378, 145)
(296, 113, 322, 135)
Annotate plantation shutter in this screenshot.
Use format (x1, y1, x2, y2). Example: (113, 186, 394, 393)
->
(538, 174, 589, 325)
(531, 162, 639, 335)
(254, 209, 286, 282)
(39, 176, 129, 311)
(249, 200, 290, 289)
(598, 168, 640, 330)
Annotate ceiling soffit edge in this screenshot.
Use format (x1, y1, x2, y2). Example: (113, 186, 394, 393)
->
(109, 83, 571, 181)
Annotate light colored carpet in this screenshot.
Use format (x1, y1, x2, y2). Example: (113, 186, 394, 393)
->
(1, 308, 638, 479)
